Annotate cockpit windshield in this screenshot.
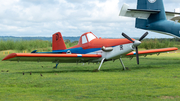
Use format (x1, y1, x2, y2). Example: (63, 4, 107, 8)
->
(87, 33, 96, 42)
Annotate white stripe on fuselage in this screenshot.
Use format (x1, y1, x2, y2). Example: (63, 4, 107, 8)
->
(89, 43, 135, 62)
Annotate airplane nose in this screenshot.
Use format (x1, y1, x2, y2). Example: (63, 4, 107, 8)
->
(133, 40, 141, 47)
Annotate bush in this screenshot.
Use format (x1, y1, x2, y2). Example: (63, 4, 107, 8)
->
(139, 38, 176, 49)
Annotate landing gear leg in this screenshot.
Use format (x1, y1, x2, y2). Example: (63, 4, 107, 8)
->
(119, 58, 127, 70)
(98, 58, 105, 71)
(54, 63, 59, 69)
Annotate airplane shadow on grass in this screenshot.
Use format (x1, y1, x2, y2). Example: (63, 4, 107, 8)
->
(16, 68, 122, 74)
(14, 60, 180, 74)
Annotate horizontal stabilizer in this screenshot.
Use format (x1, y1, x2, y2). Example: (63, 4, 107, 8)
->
(120, 4, 180, 22)
(31, 50, 37, 53)
(119, 4, 160, 19)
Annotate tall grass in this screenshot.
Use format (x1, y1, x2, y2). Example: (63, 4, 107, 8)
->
(0, 40, 78, 52)
(65, 41, 78, 48)
(139, 38, 179, 49)
(0, 40, 51, 51)
(0, 39, 179, 51)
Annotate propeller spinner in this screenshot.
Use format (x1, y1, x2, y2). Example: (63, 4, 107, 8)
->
(122, 32, 148, 64)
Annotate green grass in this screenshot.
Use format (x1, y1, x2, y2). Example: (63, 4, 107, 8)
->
(1, 51, 180, 100)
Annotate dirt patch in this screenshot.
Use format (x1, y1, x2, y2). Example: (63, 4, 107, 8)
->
(161, 96, 180, 99)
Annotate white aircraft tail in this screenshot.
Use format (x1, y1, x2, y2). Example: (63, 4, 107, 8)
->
(119, 0, 180, 29)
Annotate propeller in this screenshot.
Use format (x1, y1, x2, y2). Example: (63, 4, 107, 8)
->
(139, 32, 148, 41)
(122, 33, 134, 43)
(122, 32, 148, 65)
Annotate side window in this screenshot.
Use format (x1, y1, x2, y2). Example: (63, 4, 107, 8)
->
(82, 35, 87, 44)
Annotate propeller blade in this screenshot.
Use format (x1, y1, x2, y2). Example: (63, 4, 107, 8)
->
(122, 33, 134, 43)
(121, 32, 148, 65)
(135, 47, 139, 65)
(139, 32, 148, 41)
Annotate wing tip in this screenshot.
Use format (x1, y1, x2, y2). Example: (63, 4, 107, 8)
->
(2, 53, 17, 61)
(126, 47, 178, 56)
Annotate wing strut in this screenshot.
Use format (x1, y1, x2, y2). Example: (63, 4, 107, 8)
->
(98, 58, 105, 71)
(119, 57, 127, 70)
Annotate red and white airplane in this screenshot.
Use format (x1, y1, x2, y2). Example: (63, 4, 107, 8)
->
(2, 32, 178, 70)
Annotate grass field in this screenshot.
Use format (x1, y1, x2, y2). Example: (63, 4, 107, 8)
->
(1, 50, 180, 101)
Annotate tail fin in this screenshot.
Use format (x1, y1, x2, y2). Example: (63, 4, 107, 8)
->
(52, 32, 66, 51)
(136, 0, 166, 29)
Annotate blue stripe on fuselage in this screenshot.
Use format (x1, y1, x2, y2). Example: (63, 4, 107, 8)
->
(37, 46, 118, 54)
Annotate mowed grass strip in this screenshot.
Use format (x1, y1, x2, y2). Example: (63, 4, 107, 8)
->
(1, 52, 180, 100)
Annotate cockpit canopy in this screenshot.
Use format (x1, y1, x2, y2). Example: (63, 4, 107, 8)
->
(79, 32, 97, 45)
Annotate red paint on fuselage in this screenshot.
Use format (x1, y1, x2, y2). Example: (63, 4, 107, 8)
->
(69, 32, 134, 49)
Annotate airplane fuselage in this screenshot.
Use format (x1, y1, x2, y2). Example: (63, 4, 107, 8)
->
(145, 20, 180, 38)
(53, 39, 135, 62)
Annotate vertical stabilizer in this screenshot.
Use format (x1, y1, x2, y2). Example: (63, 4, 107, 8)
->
(136, 0, 166, 29)
(52, 32, 66, 51)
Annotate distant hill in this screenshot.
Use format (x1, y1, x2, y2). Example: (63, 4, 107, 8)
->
(0, 36, 80, 42)
(0, 36, 174, 42)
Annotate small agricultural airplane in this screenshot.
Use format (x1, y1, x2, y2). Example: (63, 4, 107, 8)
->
(2, 32, 178, 70)
(119, 0, 180, 38)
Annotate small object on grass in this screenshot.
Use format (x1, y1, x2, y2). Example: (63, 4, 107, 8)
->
(6, 70, 9, 72)
(23, 72, 24, 75)
(1, 70, 4, 72)
(40, 74, 43, 76)
(30, 72, 32, 75)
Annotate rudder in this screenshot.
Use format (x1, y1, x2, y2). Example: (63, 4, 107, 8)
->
(52, 32, 66, 51)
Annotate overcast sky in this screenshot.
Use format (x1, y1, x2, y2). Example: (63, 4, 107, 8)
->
(0, 0, 180, 38)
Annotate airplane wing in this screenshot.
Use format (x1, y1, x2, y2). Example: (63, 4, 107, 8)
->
(125, 47, 178, 58)
(120, 4, 180, 21)
(2, 53, 102, 63)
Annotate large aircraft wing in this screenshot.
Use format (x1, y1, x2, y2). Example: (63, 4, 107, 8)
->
(120, 4, 180, 22)
(2, 53, 102, 63)
(125, 47, 178, 58)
